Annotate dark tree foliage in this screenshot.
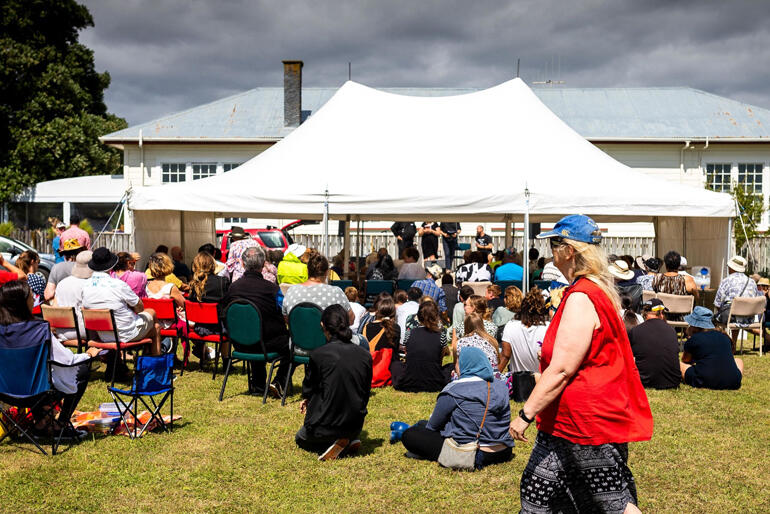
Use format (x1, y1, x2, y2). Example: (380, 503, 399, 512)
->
(0, 0, 127, 201)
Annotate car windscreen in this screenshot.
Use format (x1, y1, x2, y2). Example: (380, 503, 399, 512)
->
(257, 232, 284, 248)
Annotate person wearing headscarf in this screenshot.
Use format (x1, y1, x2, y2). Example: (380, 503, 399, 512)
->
(399, 347, 514, 469)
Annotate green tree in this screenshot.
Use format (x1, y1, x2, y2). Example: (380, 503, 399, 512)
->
(0, 0, 126, 202)
(730, 183, 764, 251)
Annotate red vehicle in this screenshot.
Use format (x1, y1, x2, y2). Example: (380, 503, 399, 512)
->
(216, 220, 317, 262)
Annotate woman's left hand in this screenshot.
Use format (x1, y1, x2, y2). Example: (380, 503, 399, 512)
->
(509, 417, 531, 443)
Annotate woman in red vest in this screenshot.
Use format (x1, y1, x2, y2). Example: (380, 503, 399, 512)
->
(509, 215, 653, 514)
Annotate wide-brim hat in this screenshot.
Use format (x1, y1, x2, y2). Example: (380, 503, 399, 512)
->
(61, 238, 83, 254)
(286, 243, 307, 257)
(727, 255, 747, 273)
(88, 247, 118, 272)
(684, 306, 715, 330)
(230, 226, 248, 240)
(425, 263, 443, 279)
(608, 260, 634, 281)
(758, 277, 770, 287)
(635, 254, 651, 271)
(71, 250, 94, 279)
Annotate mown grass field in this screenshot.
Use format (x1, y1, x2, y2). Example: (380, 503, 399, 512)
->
(2, 349, 770, 513)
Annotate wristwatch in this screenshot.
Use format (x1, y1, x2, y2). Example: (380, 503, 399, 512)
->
(518, 408, 534, 424)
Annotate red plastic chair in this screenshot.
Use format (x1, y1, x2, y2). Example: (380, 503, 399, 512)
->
(142, 298, 188, 374)
(81, 308, 153, 385)
(41, 305, 86, 353)
(184, 300, 227, 379)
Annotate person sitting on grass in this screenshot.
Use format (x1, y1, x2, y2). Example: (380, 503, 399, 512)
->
(399, 346, 514, 469)
(454, 312, 500, 375)
(392, 301, 451, 392)
(411, 264, 447, 314)
(344, 286, 367, 332)
(452, 295, 497, 342)
(492, 285, 523, 328)
(485, 284, 504, 311)
(500, 288, 549, 374)
(628, 299, 681, 390)
(296, 304, 373, 461)
(680, 306, 743, 390)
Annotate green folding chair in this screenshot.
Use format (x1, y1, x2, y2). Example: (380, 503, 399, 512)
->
(330, 280, 353, 291)
(284, 303, 326, 406)
(364, 280, 395, 308)
(219, 300, 283, 404)
(397, 279, 415, 291)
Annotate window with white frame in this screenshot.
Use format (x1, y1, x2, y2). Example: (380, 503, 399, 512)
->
(162, 163, 186, 183)
(192, 163, 217, 180)
(737, 163, 763, 196)
(705, 163, 732, 192)
(222, 163, 243, 172)
(224, 217, 248, 223)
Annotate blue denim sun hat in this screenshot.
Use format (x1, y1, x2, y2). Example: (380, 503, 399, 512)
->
(684, 306, 715, 329)
(536, 214, 602, 244)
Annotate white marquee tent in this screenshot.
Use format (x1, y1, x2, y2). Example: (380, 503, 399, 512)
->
(128, 78, 735, 281)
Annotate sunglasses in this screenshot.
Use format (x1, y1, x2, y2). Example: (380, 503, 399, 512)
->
(549, 237, 565, 250)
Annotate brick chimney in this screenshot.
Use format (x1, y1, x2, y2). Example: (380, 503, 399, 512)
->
(283, 60, 303, 127)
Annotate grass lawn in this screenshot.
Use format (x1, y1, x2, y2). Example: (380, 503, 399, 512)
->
(2, 348, 770, 513)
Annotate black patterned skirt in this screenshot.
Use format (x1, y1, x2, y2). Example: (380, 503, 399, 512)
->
(520, 432, 638, 513)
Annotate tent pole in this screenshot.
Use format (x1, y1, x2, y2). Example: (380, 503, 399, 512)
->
(323, 188, 329, 257)
(356, 217, 362, 285)
(504, 217, 512, 249)
(343, 215, 351, 279)
(179, 211, 186, 259)
(726, 217, 734, 282)
(523, 186, 530, 292)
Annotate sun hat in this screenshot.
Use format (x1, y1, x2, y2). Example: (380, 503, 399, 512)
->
(60, 238, 83, 253)
(644, 257, 662, 273)
(56, 222, 66, 230)
(285, 243, 307, 258)
(536, 214, 602, 244)
(679, 255, 690, 270)
(642, 298, 667, 313)
(608, 260, 634, 281)
(758, 277, 770, 287)
(684, 306, 715, 330)
(635, 254, 651, 271)
(88, 247, 119, 272)
(727, 255, 747, 273)
(71, 251, 94, 279)
(425, 263, 443, 279)
(230, 226, 249, 240)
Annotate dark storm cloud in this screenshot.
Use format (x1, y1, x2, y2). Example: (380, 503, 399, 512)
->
(79, 0, 770, 125)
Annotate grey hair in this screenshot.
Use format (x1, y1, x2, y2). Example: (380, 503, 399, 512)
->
(242, 246, 266, 272)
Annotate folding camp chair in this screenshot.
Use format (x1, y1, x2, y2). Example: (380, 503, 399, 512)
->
(184, 300, 227, 380)
(330, 279, 353, 291)
(0, 320, 85, 455)
(108, 353, 174, 439)
(495, 280, 523, 294)
(82, 309, 153, 384)
(220, 300, 283, 404)
(657, 293, 695, 333)
(397, 279, 416, 291)
(462, 281, 493, 296)
(42, 305, 86, 353)
(142, 298, 187, 374)
(364, 280, 395, 308)
(726, 296, 766, 356)
(284, 303, 326, 405)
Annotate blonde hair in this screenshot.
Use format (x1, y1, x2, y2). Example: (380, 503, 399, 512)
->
(147, 252, 174, 280)
(463, 312, 499, 357)
(504, 286, 523, 312)
(467, 295, 492, 320)
(556, 240, 620, 309)
(15, 250, 39, 273)
(190, 252, 216, 301)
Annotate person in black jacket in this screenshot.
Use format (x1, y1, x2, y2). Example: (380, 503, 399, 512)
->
(627, 299, 681, 389)
(392, 301, 450, 392)
(220, 246, 289, 396)
(296, 304, 373, 460)
(391, 222, 417, 257)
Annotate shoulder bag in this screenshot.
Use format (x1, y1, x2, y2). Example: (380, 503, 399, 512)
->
(437, 381, 491, 471)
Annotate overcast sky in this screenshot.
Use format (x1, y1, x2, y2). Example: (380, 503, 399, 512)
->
(80, 0, 770, 126)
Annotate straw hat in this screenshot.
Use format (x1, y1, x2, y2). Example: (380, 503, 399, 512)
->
(757, 277, 770, 287)
(727, 255, 747, 273)
(608, 260, 634, 281)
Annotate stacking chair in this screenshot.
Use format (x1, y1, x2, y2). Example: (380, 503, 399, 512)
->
(108, 353, 174, 439)
(463, 281, 493, 296)
(656, 293, 694, 329)
(142, 298, 186, 374)
(41, 305, 86, 353)
(220, 300, 283, 403)
(0, 320, 82, 455)
(330, 279, 353, 291)
(726, 296, 766, 355)
(82, 309, 153, 384)
(397, 279, 416, 291)
(493, 280, 523, 294)
(642, 290, 657, 303)
(364, 280, 395, 308)
(284, 303, 326, 405)
(184, 301, 227, 379)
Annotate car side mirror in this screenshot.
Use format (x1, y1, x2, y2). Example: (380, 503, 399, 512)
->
(8, 247, 20, 257)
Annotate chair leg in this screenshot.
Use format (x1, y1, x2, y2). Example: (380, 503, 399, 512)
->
(219, 358, 233, 402)
(282, 361, 293, 406)
(263, 360, 277, 404)
(170, 389, 174, 432)
(212, 343, 219, 380)
(0, 408, 48, 455)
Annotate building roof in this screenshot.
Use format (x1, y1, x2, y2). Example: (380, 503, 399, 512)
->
(102, 84, 770, 144)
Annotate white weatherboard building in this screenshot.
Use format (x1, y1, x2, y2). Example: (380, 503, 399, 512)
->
(100, 61, 770, 239)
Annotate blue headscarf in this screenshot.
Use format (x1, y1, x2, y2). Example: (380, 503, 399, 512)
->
(458, 347, 493, 382)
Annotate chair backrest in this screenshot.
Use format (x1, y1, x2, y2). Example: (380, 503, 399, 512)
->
(656, 293, 694, 315)
(397, 279, 415, 291)
(729, 296, 766, 317)
(81, 308, 117, 332)
(532, 280, 551, 291)
(495, 280, 523, 294)
(365, 280, 394, 296)
(457, 243, 471, 252)
(279, 283, 293, 296)
(133, 354, 174, 393)
(223, 300, 263, 348)
(642, 290, 657, 303)
(462, 281, 493, 296)
(142, 298, 178, 322)
(0, 320, 52, 397)
(41, 305, 78, 330)
(288, 302, 326, 352)
(330, 280, 353, 291)
(184, 300, 219, 325)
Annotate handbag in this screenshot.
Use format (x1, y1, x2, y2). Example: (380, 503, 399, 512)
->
(509, 371, 536, 402)
(437, 381, 490, 471)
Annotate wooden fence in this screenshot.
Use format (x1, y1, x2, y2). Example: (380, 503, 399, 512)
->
(9, 229, 132, 254)
(741, 237, 770, 274)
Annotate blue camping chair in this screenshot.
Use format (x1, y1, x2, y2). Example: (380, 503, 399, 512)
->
(284, 303, 326, 405)
(108, 353, 175, 440)
(0, 320, 85, 455)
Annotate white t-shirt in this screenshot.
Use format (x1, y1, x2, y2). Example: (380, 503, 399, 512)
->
(501, 320, 549, 373)
(540, 262, 568, 285)
(82, 271, 142, 342)
(53, 276, 88, 339)
(396, 301, 419, 344)
(350, 301, 367, 331)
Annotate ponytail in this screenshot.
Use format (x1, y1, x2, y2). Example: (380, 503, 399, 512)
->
(321, 304, 353, 343)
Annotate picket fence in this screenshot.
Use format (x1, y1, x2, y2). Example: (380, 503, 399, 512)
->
(9, 229, 132, 254)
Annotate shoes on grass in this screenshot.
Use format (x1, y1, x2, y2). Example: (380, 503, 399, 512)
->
(319, 438, 349, 461)
(344, 439, 361, 456)
(268, 382, 285, 399)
